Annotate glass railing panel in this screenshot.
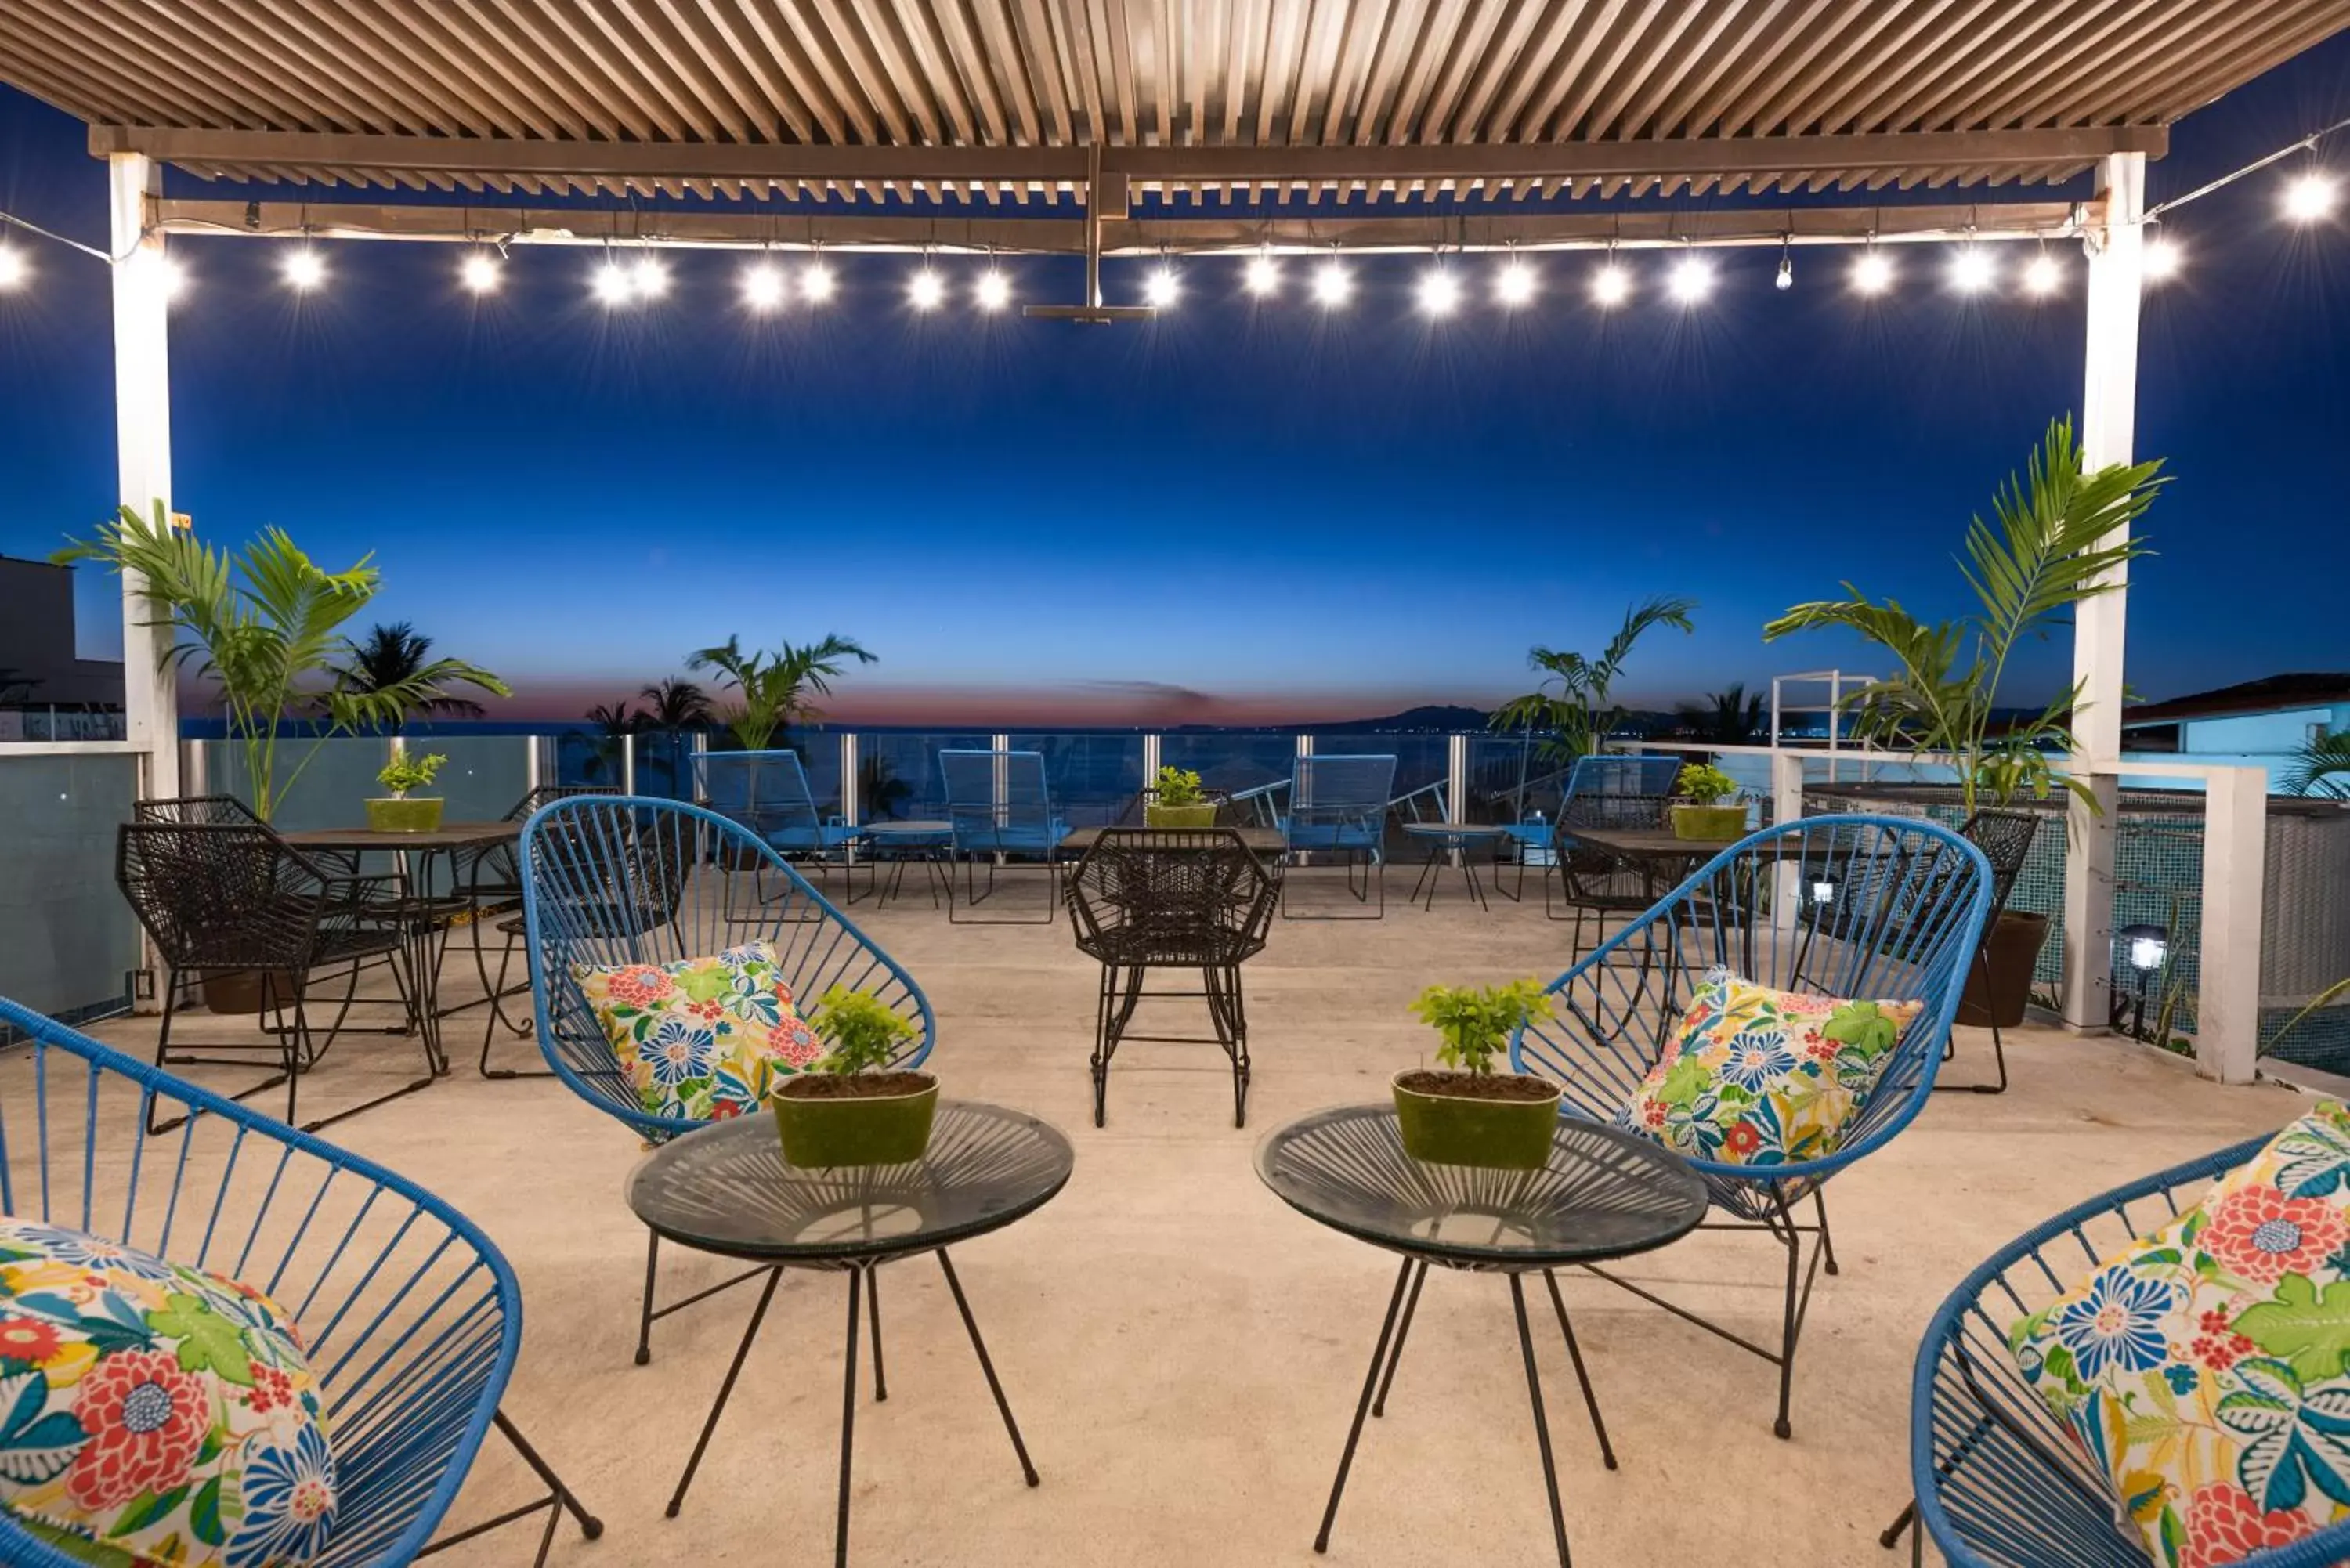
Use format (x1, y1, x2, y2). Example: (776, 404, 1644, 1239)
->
(856, 732, 994, 822)
(1160, 732, 1298, 817)
(199, 734, 392, 832)
(0, 753, 143, 1022)
(414, 735, 532, 822)
(1009, 732, 1145, 827)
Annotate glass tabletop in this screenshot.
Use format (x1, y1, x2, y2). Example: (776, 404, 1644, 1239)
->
(626, 1100, 1075, 1264)
(1255, 1105, 1708, 1268)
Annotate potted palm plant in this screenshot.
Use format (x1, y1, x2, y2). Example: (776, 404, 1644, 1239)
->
(1144, 765, 1217, 828)
(773, 986, 935, 1168)
(687, 632, 877, 752)
(367, 751, 448, 833)
(1765, 416, 2165, 1031)
(1393, 980, 1560, 1169)
(1670, 762, 1748, 841)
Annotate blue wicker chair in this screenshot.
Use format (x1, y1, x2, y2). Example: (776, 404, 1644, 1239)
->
(940, 748, 1068, 923)
(0, 996, 598, 1567)
(519, 794, 935, 1364)
(1512, 814, 1991, 1439)
(1278, 753, 1397, 919)
(1884, 1131, 2350, 1568)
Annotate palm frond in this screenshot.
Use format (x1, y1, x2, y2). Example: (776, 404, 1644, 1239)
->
(2287, 733, 2350, 799)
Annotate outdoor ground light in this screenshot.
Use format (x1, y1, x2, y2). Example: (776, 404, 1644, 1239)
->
(2112, 923, 2169, 1040)
(1810, 876, 1838, 907)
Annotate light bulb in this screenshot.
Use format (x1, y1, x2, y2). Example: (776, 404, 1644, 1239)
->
(974, 269, 1011, 312)
(740, 261, 787, 312)
(1416, 267, 1461, 317)
(1245, 254, 1280, 297)
(1589, 262, 1631, 307)
(1313, 257, 1350, 307)
(1774, 253, 1793, 291)
(1494, 258, 1536, 307)
(1949, 247, 1996, 293)
(281, 248, 326, 291)
(2142, 236, 2182, 280)
(2128, 934, 2167, 972)
(592, 259, 634, 305)
(631, 255, 668, 300)
(2283, 172, 2338, 223)
(1849, 251, 1895, 295)
(1666, 254, 1714, 304)
(0, 247, 26, 291)
(800, 260, 834, 302)
(459, 253, 501, 294)
(907, 268, 945, 311)
(156, 257, 187, 301)
(1144, 265, 1180, 308)
(2022, 253, 2063, 297)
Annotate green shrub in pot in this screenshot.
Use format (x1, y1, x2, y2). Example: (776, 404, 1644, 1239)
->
(367, 750, 448, 833)
(1144, 765, 1216, 829)
(773, 987, 935, 1168)
(1393, 979, 1561, 1169)
(1671, 761, 1748, 842)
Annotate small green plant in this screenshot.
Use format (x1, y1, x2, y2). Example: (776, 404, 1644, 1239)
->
(376, 751, 447, 797)
(1676, 762, 1739, 805)
(811, 986, 918, 1075)
(1154, 765, 1205, 806)
(1409, 980, 1554, 1076)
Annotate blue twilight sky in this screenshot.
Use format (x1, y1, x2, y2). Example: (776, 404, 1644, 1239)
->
(2, 38, 2347, 726)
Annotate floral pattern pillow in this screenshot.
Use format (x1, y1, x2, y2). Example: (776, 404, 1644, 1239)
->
(0, 1217, 336, 1567)
(2012, 1101, 2350, 1568)
(573, 940, 823, 1121)
(1614, 968, 1924, 1167)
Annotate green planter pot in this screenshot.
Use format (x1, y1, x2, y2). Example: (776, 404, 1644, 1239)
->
(774, 1073, 939, 1169)
(1144, 803, 1218, 829)
(1671, 803, 1748, 842)
(366, 796, 444, 833)
(1391, 1069, 1562, 1171)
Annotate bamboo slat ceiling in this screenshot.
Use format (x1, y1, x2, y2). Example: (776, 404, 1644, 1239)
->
(3, 0, 2344, 207)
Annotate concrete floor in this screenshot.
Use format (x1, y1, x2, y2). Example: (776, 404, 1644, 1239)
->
(74, 870, 2306, 1568)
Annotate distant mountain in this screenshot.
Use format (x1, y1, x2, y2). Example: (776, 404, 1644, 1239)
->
(1300, 704, 1493, 732)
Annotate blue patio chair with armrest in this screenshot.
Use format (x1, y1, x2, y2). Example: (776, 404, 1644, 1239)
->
(696, 749, 862, 922)
(0, 995, 600, 1568)
(1880, 1129, 2345, 1567)
(1278, 753, 1397, 919)
(520, 794, 935, 1365)
(940, 748, 1069, 924)
(1510, 814, 1990, 1439)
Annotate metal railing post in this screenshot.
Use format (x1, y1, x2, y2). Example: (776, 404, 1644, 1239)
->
(1445, 734, 1466, 826)
(841, 732, 860, 826)
(621, 732, 637, 796)
(2197, 765, 2269, 1085)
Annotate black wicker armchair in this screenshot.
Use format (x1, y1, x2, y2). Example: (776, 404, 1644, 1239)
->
(1065, 828, 1278, 1129)
(1940, 808, 2042, 1095)
(116, 819, 421, 1132)
(1541, 790, 1679, 961)
(457, 785, 611, 1073)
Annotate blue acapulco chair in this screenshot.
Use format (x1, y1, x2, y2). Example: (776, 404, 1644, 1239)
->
(519, 794, 935, 1364)
(939, 748, 1069, 924)
(1510, 814, 1991, 1440)
(0, 996, 600, 1568)
(1881, 1129, 2350, 1568)
(1278, 753, 1397, 919)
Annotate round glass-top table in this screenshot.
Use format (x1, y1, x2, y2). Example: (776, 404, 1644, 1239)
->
(1397, 821, 1514, 910)
(1257, 1104, 1706, 1568)
(849, 819, 956, 910)
(625, 1102, 1072, 1565)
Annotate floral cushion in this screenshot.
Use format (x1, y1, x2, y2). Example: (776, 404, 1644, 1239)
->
(573, 941, 823, 1120)
(1614, 967, 1924, 1166)
(0, 1217, 335, 1567)
(2012, 1102, 2350, 1568)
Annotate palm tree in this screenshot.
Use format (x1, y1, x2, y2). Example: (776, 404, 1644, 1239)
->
(1490, 597, 1697, 761)
(580, 700, 643, 785)
(687, 633, 877, 750)
(1674, 683, 1766, 745)
(329, 621, 495, 723)
(638, 677, 712, 735)
(2287, 732, 2350, 800)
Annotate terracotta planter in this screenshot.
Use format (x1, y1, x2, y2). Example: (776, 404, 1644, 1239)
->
(1958, 910, 2051, 1028)
(1671, 803, 1748, 842)
(774, 1072, 939, 1168)
(1391, 1069, 1562, 1170)
(1144, 803, 1218, 829)
(366, 797, 444, 833)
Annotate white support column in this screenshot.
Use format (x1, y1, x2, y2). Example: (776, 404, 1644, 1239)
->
(2061, 149, 2146, 1033)
(2197, 764, 2269, 1084)
(1771, 750, 1806, 934)
(109, 153, 179, 803)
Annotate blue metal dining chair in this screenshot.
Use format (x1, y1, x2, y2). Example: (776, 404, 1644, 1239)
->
(1278, 753, 1397, 919)
(939, 748, 1069, 923)
(1883, 1129, 2350, 1567)
(695, 749, 861, 862)
(519, 795, 935, 1364)
(1512, 814, 1991, 1440)
(0, 995, 599, 1567)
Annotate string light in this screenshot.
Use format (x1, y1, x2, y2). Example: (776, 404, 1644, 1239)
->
(2022, 249, 2063, 297)
(1849, 248, 1895, 295)
(1245, 249, 1281, 297)
(1666, 252, 1715, 304)
(2283, 171, 2339, 222)
(0, 247, 27, 291)
(1313, 254, 1351, 308)
(1948, 246, 1996, 294)
(281, 247, 326, 291)
(801, 255, 835, 303)
(157, 257, 187, 302)
(1415, 265, 1461, 317)
(459, 251, 501, 294)
(740, 258, 787, 312)
(1589, 258, 1631, 307)
(907, 263, 945, 311)
(974, 266, 1011, 312)
(2142, 235, 2182, 281)
(1144, 261, 1180, 309)
(1495, 252, 1536, 307)
(631, 253, 669, 300)
(591, 257, 634, 305)
(1773, 238, 1793, 291)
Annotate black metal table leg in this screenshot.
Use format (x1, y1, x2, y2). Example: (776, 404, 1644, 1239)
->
(836, 1266, 862, 1568)
(1372, 1259, 1426, 1418)
(1510, 1272, 1573, 1568)
(937, 1248, 1039, 1484)
(1542, 1270, 1616, 1469)
(868, 1263, 887, 1402)
(1315, 1257, 1414, 1554)
(667, 1266, 783, 1518)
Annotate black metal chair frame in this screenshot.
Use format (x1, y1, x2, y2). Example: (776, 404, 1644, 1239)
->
(1526, 792, 1682, 965)
(1935, 809, 2041, 1097)
(444, 785, 610, 1077)
(1065, 828, 1277, 1128)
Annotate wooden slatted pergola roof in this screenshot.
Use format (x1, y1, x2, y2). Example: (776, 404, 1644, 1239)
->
(3, 0, 2342, 215)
